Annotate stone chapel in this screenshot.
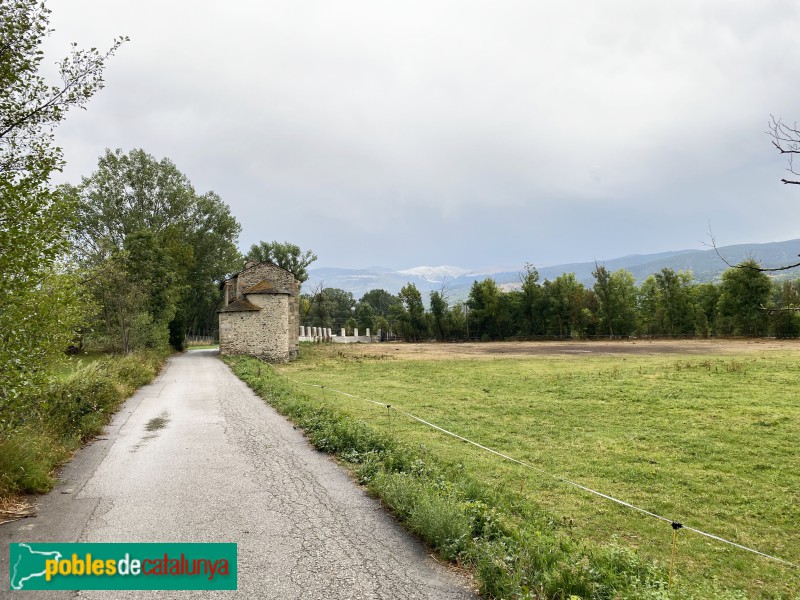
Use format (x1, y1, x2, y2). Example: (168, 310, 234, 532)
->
(218, 261, 300, 362)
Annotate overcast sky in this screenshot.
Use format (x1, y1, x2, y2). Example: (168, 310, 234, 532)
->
(43, 1, 800, 270)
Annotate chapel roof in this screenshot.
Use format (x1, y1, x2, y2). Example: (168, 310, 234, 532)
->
(218, 298, 262, 313)
(243, 279, 292, 295)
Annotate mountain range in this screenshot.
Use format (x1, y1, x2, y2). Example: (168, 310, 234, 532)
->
(304, 238, 800, 302)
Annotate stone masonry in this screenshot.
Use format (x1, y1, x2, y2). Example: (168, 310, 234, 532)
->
(218, 261, 300, 362)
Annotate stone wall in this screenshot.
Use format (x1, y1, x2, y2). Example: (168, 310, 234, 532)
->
(219, 294, 291, 362)
(232, 262, 299, 359)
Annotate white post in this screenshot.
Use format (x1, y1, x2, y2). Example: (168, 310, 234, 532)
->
(354, 328, 359, 338)
(300, 326, 305, 337)
(366, 328, 370, 338)
(340, 328, 345, 337)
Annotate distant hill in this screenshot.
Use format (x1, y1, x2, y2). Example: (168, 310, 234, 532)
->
(305, 238, 800, 302)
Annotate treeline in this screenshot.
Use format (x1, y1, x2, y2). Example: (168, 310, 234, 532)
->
(304, 261, 800, 340)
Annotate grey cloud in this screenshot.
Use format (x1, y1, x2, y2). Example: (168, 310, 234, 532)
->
(42, 0, 800, 269)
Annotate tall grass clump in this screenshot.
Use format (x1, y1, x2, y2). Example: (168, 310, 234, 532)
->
(226, 355, 688, 600)
(0, 350, 168, 497)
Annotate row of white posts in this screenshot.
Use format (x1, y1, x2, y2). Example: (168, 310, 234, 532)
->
(299, 326, 372, 343)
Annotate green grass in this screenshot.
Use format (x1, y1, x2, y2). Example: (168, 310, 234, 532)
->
(0, 350, 169, 498)
(227, 343, 799, 599)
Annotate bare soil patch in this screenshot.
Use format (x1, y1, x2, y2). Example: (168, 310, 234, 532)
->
(331, 338, 800, 361)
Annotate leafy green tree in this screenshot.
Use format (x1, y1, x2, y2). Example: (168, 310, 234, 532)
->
(518, 263, 545, 336)
(85, 251, 151, 353)
(448, 303, 468, 340)
(396, 283, 427, 341)
(429, 290, 449, 341)
(0, 1, 124, 408)
(344, 317, 358, 336)
(360, 289, 402, 317)
(307, 287, 355, 329)
(653, 268, 696, 335)
(692, 282, 720, 338)
(83, 229, 181, 351)
(542, 274, 587, 338)
(467, 278, 503, 339)
(769, 280, 800, 338)
(246, 240, 317, 283)
(636, 276, 659, 335)
(67, 148, 241, 349)
(716, 260, 771, 336)
(637, 269, 697, 336)
(592, 265, 637, 337)
(354, 301, 376, 331)
(582, 288, 601, 337)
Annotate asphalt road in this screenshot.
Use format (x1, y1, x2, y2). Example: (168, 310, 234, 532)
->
(1, 350, 476, 599)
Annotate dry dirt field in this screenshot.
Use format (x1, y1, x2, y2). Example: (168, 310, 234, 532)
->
(335, 338, 800, 360)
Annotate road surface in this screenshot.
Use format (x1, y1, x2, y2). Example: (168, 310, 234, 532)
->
(1, 350, 476, 599)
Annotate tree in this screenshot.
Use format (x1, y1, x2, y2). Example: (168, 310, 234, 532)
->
(67, 148, 241, 349)
(85, 251, 151, 354)
(592, 265, 637, 338)
(360, 289, 402, 317)
(636, 276, 660, 336)
(518, 263, 544, 336)
(354, 301, 375, 331)
(542, 274, 587, 338)
(692, 282, 720, 338)
(306, 287, 355, 329)
(715, 260, 771, 336)
(396, 283, 427, 341)
(246, 241, 317, 284)
(0, 1, 124, 408)
(653, 268, 695, 336)
(429, 290, 449, 341)
(467, 278, 503, 339)
(769, 280, 800, 338)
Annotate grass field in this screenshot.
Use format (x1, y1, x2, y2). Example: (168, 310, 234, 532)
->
(231, 340, 799, 599)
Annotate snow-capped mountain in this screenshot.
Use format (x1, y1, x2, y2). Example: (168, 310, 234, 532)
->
(303, 238, 800, 303)
(396, 265, 473, 282)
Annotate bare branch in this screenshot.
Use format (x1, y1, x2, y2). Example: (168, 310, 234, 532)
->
(772, 140, 800, 154)
(760, 304, 800, 313)
(708, 230, 800, 272)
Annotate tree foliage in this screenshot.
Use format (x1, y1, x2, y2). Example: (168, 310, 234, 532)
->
(715, 259, 771, 336)
(593, 265, 637, 337)
(246, 240, 317, 284)
(303, 287, 355, 330)
(396, 283, 427, 341)
(67, 148, 241, 350)
(0, 0, 124, 409)
(360, 289, 401, 317)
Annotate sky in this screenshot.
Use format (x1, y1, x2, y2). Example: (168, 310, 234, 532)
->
(43, 1, 800, 270)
